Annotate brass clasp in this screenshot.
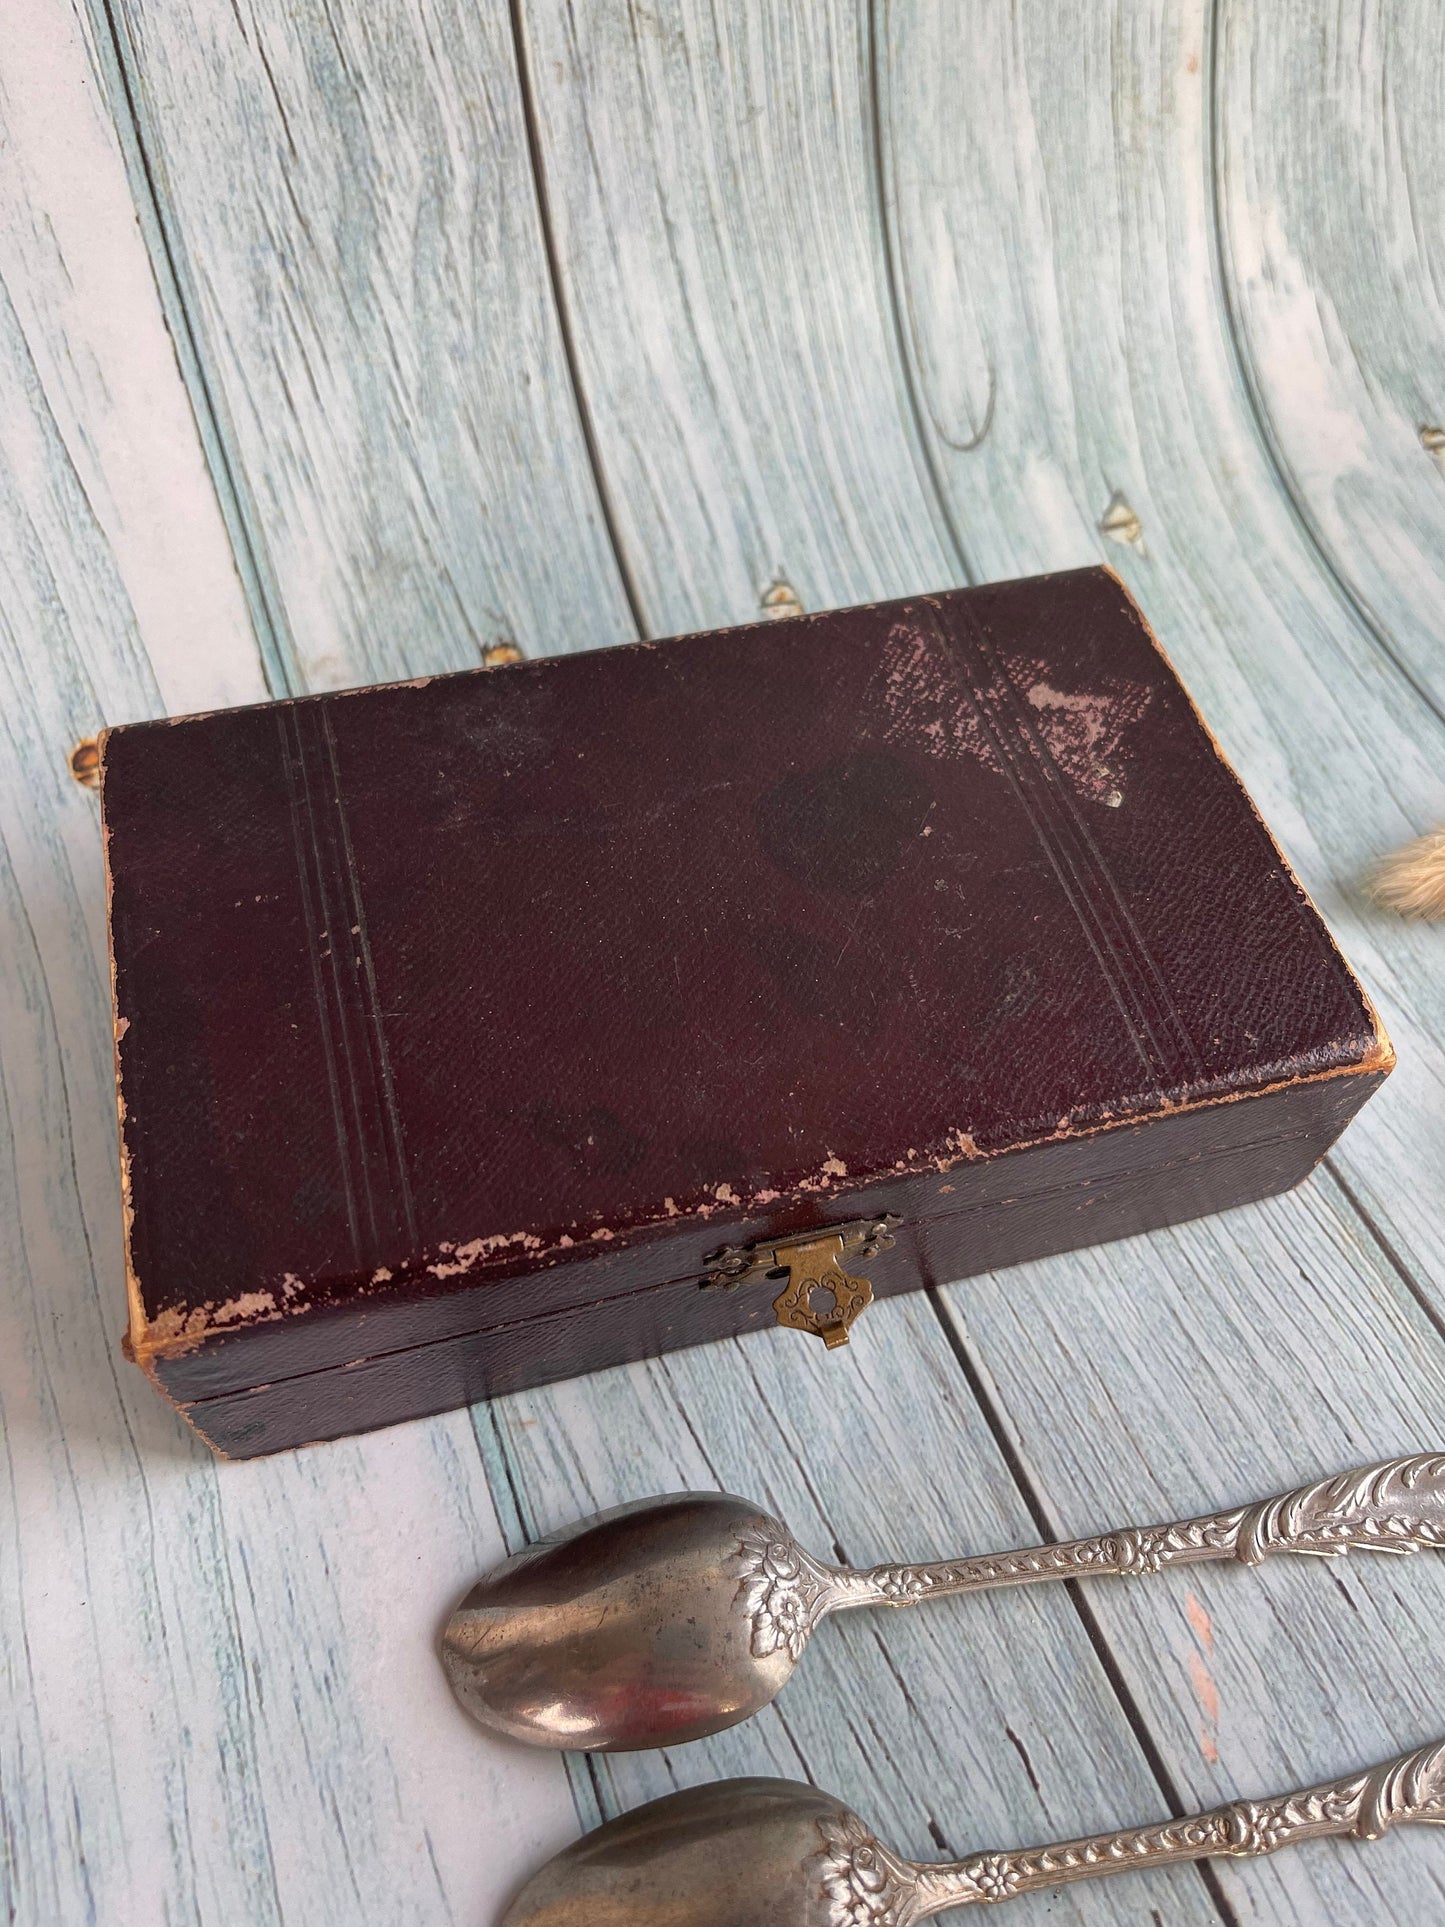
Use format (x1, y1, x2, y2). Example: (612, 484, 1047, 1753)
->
(703, 1216, 900, 1349)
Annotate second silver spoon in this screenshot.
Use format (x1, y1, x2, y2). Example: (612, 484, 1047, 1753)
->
(443, 1452, 1445, 1751)
(500, 1737, 1445, 1923)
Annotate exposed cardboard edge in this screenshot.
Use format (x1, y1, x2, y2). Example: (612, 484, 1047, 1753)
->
(164, 1110, 1354, 1414)
(1349, 982, 1396, 1078)
(168, 1074, 1382, 1459)
(123, 1328, 237, 1460)
(96, 728, 152, 1367)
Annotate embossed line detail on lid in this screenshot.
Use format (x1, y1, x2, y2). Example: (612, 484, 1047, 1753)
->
(924, 595, 1203, 1091)
(277, 703, 418, 1275)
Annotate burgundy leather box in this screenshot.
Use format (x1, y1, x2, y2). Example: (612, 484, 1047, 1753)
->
(101, 567, 1390, 1458)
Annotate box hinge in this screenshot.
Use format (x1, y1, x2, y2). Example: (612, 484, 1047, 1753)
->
(702, 1215, 901, 1349)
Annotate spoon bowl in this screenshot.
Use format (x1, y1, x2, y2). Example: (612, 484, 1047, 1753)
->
(442, 1493, 808, 1750)
(500, 1778, 857, 1927)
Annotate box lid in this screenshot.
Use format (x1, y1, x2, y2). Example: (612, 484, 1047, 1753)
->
(102, 567, 1387, 1395)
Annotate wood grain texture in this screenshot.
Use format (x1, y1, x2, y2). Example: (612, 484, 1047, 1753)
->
(516, 0, 959, 631)
(940, 1172, 1445, 1923)
(96, 0, 637, 692)
(0, 0, 260, 720)
(0, 6, 574, 1921)
(1216, 0, 1445, 719)
(504, 8, 1234, 1919)
(881, 0, 1445, 1914)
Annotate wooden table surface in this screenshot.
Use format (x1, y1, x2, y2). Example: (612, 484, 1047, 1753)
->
(4, 2, 1444, 1921)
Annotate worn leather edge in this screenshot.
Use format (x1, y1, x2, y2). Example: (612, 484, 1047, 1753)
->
(143, 1059, 1385, 1417)
(126, 1045, 1390, 1376)
(166, 1121, 1322, 1410)
(97, 568, 1111, 737)
(170, 1078, 1379, 1459)
(96, 726, 154, 1369)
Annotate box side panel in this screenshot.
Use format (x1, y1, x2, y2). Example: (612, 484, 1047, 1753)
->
(147, 1058, 1383, 1402)
(173, 1067, 1383, 1457)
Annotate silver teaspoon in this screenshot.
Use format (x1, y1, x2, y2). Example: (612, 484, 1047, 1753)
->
(443, 1453, 1445, 1751)
(500, 1741, 1445, 1924)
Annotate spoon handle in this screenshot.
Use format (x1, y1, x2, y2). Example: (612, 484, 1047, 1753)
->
(904, 1736, 1445, 1913)
(843, 1454, 1445, 1607)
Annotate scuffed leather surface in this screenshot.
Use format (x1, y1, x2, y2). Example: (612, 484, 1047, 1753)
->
(181, 1069, 1382, 1458)
(102, 566, 1387, 1437)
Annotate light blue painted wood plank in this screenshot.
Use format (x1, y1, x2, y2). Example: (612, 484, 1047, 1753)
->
(516, 0, 960, 632)
(938, 1171, 1445, 1922)
(95, 0, 638, 692)
(1216, 0, 1445, 720)
(0, 7, 576, 1919)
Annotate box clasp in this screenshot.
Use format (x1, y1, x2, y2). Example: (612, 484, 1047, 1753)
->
(703, 1216, 900, 1349)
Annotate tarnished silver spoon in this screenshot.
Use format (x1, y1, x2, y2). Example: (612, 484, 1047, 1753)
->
(443, 1453, 1445, 1751)
(500, 1740, 1445, 1924)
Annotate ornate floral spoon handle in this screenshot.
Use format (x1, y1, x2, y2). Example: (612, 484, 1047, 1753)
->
(901, 1736, 1445, 1913)
(836, 1454, 1445, 1608)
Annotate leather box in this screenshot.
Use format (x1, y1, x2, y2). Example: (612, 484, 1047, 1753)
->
(101, 567, 1391, 1458)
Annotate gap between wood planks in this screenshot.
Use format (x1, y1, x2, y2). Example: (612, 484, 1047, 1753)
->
(926, 1284, 1244, 1926)
(1323, 1158, 1445, 1358)
(505, 0, 649, 639)
(86, 0, 303, 699)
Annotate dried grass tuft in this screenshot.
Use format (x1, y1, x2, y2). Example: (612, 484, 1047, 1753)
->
(1368, 827, 1445, 919)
